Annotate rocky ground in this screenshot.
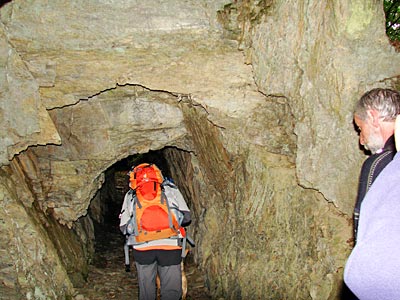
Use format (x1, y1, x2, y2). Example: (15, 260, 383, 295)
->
(74, 221, 210, 300)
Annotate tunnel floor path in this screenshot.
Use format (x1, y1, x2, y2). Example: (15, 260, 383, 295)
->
(75, 221, 211, 300)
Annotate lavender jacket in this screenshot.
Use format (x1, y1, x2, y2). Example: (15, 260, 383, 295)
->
(344, 152, 400, 300)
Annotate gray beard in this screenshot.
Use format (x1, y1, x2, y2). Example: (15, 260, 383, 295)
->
(365, 133, 385, 154)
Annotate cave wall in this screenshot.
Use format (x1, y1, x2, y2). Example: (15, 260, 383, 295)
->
(172, 97, 350, 299)
(0, 153, 90, 299)
(246, 1, 400, 214)
(0, 0, 399, 299)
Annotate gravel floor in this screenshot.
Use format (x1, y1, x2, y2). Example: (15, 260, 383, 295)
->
(74, 222, 210, 300)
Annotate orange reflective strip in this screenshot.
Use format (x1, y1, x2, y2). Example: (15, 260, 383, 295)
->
(134, 245, 182, 251)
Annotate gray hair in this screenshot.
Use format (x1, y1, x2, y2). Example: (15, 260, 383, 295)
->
(354, 88, 400, 121)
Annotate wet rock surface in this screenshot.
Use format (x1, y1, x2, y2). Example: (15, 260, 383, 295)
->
(75, 221, 210, 300)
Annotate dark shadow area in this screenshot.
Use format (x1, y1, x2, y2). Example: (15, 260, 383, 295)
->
(0, 0, 12, 8)
(340, 283, 358, 300)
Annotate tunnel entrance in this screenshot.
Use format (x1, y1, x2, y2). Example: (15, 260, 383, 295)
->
(76, 147, 210, 299)
(89, 147, 188, 230)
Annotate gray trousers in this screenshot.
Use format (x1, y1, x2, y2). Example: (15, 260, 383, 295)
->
(135, 261, 182, 300)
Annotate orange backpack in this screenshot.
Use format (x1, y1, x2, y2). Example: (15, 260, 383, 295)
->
(127, 163, 185, 243)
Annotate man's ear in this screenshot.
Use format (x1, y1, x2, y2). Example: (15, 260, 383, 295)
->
(367, 109, 381, 127)
(395, 115, 400, 151)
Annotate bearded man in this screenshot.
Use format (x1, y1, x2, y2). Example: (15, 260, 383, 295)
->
(352, 88, 400, 243)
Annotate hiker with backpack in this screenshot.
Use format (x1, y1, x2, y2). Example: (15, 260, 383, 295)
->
(119, 163, 192, 300)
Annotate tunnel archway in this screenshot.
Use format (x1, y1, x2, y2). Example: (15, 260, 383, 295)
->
(19, 83, 216, 298)
(30, 83, 195, 225)
(89, 146, 195, 227)
(81, 146, 210, 299)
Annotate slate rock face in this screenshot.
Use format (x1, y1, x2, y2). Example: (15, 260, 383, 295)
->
(0, 0, 399, 299)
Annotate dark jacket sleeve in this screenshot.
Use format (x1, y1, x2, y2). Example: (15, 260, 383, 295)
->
(181, 211, 191, 227)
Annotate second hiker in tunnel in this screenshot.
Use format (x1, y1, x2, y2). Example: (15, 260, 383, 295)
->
(119, 163, 192, 300)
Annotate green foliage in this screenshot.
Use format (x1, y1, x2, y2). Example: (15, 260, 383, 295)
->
(384, 0, 400, 41)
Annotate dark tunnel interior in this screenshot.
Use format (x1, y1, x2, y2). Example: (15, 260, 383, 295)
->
(81, 147, 211, 299)
(89, 147, 174, 233)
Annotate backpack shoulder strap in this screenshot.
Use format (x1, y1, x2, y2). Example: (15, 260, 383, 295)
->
(162, 179, 177, 189)
(126, 189, 140, 236)
(130, 189, 142, 209)
(161, 187, 178, 231)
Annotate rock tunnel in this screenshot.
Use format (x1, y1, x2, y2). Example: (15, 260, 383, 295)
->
(85, 147, 209, 299)
(93, 149, 178, 228)
(1, 1, 400, 299)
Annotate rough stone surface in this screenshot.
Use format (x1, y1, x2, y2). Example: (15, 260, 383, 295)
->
(0, 24, 60, 166)
(245, 0, 400, 213)
(0, 0, 399, 299)
(0, 163, 75, 299)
